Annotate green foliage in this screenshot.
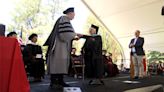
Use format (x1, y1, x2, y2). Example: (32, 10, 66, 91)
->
(12, 0, 41, 27)
(147, 51, 164, 63)
(8, 0, 67, 58)
(10, 0, 68, 38)
(8, 0, 124, 61)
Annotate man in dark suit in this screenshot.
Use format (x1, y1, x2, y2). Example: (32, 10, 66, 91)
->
(129, 30, 145, 79)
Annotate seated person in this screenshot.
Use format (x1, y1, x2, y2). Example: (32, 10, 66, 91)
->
(103, 53, 119, 77)
(69, 48, 83, 78)
(7, 31, 24, 45)
(7, 31, 17, 38)
(68, 48, 78, 76)
(23, 33, 45, 82)
(157, 61, 163, 75)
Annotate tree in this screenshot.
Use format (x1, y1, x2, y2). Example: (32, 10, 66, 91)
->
(8, 0, 68, 58)
(147, 51, 164, 63)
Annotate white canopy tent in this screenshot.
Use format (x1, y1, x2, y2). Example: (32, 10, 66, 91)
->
(82, 0, 164, 62)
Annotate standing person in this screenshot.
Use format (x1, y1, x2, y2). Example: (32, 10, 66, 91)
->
(81, 24, 104, 85)
(129, 30, 145, 79)
(23, 33, 45, 82)
(44, 7, 79, 88)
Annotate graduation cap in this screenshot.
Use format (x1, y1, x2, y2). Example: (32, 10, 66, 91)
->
(63, 7, 74, 14)
(91, 24, 99, 34)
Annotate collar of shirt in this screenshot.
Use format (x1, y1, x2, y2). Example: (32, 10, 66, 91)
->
(28, 41, 37, 45)
(133, 37, 138, 44)
(91, 34, 98, 37)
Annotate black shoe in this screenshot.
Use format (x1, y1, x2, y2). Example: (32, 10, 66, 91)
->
(61, 82, 70, 87)
(99, 80, 105, 85)
(33, 79, 42, 83)
(49, 83, 63, 89)
(134, 76, 139, 79)
(59, 81, 70, 87)
(88, 80, 93, 85)
(88, 80, 104, 85)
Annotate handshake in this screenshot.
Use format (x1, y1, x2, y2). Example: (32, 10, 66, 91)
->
(73, 33, 84, 40)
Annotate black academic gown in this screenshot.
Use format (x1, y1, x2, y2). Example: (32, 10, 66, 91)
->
(43, 17, 62, 59)
(23, 44, 45, 78)
(82, 35, 104, 78)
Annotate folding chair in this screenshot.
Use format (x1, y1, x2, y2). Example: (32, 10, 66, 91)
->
(71, 55, 85, 80)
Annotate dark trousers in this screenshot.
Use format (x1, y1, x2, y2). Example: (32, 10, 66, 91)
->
(50, 74, 64, 85)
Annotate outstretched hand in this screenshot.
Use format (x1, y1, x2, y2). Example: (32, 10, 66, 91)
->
(77, 33, 83, 38)
(73, 33, 85, 40)
(73, 35, 80, 40)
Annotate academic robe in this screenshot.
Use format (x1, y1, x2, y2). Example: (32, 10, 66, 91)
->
(44, 16, 76, 74)
(103, 55, 119, 77)
(82, 35, 104, 78)
(23, 44, 45, 78)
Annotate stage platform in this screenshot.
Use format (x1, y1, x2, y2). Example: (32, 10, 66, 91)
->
(30, 73, 164, 92)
